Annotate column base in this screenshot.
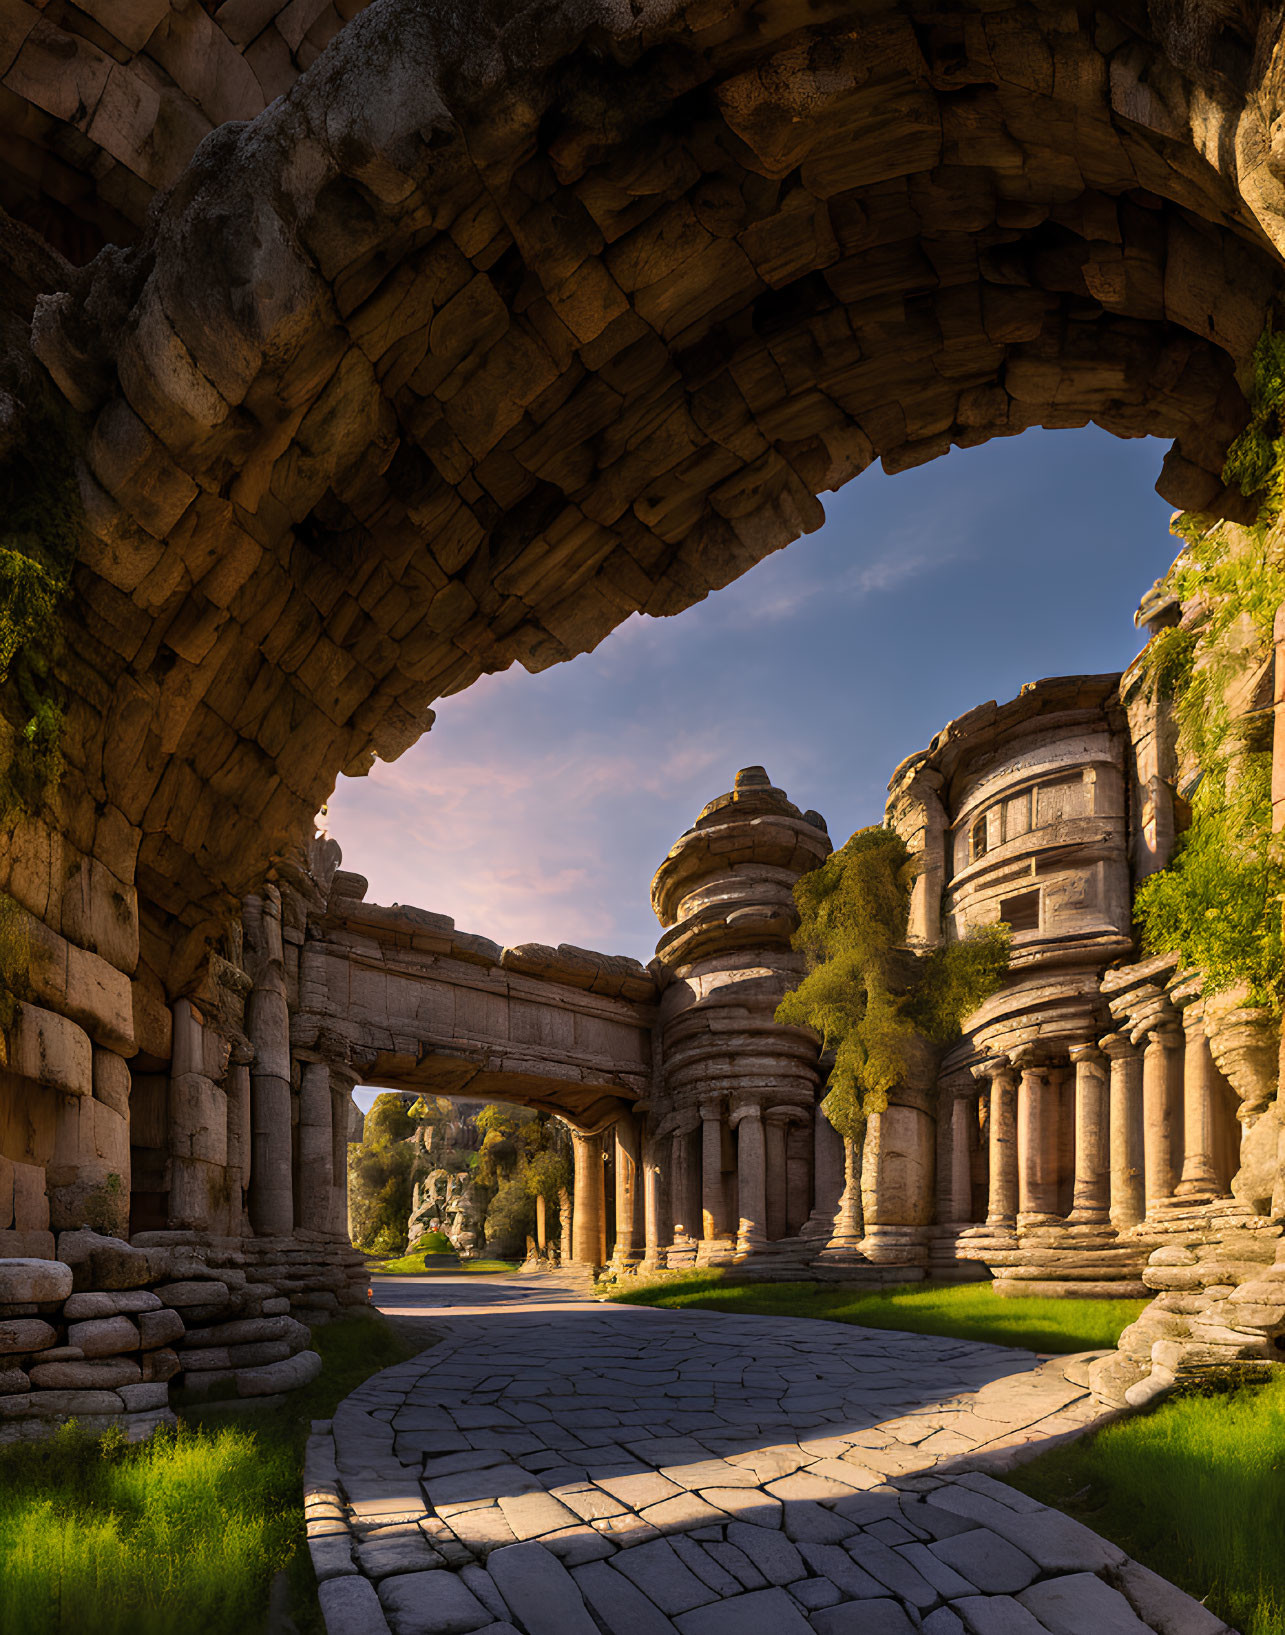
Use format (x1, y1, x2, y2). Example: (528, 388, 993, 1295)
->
(1066, 1208, 1112, 1225)
(858, 1225, 929, 1266)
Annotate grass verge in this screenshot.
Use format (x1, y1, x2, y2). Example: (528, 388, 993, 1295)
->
(608, 1270, 1147, 1353)
(369, 1252, 519, 1276)
(0, 1308, 429, 1635)
(1005, 1372, 1285, 1635)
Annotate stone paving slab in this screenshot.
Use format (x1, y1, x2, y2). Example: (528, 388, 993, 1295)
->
(309, 1274, 1236, 1635)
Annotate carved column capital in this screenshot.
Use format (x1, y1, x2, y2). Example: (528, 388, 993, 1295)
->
(971, 1054, 1014, 1086)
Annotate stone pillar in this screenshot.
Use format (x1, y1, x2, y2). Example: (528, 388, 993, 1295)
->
(949, 1094, 973, 1222)
(168, 998, 229, 1233)
(730, 1099, 766, 1254)
(1175, 999, 1221, 1200)
(974, 1058, 1018, 1229)
(1141, 1026, 1182, 1210)
(297, 1060, 334, 1234)
(245, 888, 294, 1238)
(613, 1115, 642, 1265)
(764, 1107, 790, 1241)
(1067, 1044, 1110, 1224)
(699, 1098, 731, 1240)
(571, 1129, 606, 1267)
(670, 1117, 700, 1241)
(801, 1098, 845, 1238)
(786, 1118, 812, 1236)
(535, 1191, 548, 1255)
(642, 1133, 660, 1264)
(1016, 1061, 1060, 1223)
(329, 1069, 356, 1240)
(559, 1185, 573, 1265)
(225, 1053, 251, 1233)
(1101, 1033, 1145, 1229)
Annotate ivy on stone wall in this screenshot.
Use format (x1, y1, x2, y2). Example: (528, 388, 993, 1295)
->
(1134, 326, 1285, 1013)
(775, 827, 1009, 1141)
(0, 408, 81, 823)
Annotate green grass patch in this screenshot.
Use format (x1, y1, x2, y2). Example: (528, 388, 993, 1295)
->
(0, 1310, 422, 1635)
(609, 1271, 1147, 1354)
(1005, 1372, 1285, 1635)
(370, 1252, 518, 1276)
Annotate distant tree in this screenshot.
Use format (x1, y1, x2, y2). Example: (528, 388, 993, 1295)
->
(347, 1092, 417, 1253)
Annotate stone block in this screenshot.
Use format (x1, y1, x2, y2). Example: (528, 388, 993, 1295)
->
(0, 1368, 30, 1394)
(57, 1228, 152, 1290)
(141, 1346, 181, 1382)
(318, 1574, 392, 1635)
(117, 1382, 170, 1411)
(139, 1307, 186, 1348)
(154, 1279, 230, 1307)
(67, 1315, 142, 1358)
(0, 1317, 57, 1354)
(177, 1312, 307, 1348)
(64, 1289, 161, 1319)
(169, 1073, 229, 1165)
(0, 1259, 72, 1304)
(12, 1161, 48, 1230)
(0, 1231, 56, 1259)
(21, 1389, 124, 1417)
(92, 1049, 132, 1118)
(11, 1003, 92, 1097)
(29, 1358, 142, 1389)
(236, 1348, 322, 1395)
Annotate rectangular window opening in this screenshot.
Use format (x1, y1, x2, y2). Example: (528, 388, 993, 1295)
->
(998, 888, 1040, 933)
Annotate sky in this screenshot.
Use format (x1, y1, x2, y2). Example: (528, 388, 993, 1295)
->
(324, 427, 1180, 1002)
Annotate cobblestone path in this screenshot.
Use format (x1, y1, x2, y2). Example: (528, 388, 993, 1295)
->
(308, 1274, 1231, 1635)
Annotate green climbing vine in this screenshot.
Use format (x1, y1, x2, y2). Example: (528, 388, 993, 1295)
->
(1133, 322, 1285, 1012)
(775, 827, 1010, 1142)
(0, 404, 82, 823)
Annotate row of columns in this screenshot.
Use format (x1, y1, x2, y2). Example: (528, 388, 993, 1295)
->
(566, 1096, 821, 1269)
(949, 1002, 1233, 1234)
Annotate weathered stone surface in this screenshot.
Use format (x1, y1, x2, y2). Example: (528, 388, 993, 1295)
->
(138, 1308, 186, 1349)
(154, 1280, 231, 1308)
(57, 1231, 152, 1291)
(0, 1318, 57, 1355)
(0, 1260, 73, 1304)
(64, 1289, 162, 1318)
(236, 1349, 322, 1395)
(67, 1315, 142, 1358)
(29, 1358, 142, 1389)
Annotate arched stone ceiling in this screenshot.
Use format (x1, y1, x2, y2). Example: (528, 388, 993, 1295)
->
(9, 0, 1285, 984)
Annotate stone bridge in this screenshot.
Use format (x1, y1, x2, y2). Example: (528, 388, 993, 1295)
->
(294, 869, 656, 1131)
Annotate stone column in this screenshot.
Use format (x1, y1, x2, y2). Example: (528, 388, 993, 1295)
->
(329, 1069, 357, 1240)
(1067, 1044, 1110, 1224)
(245, 888, 294, 1238)
(699, 1097, 731, 1240)
(1101, 1033, 1145, 1228)
(613, 1115, 642, 1265)
(1141, 1026, 1182, 1210)
(225, 1054, 252, 1233)
(670, 1116, 700, 1241)
(535, 1192, 548, 1256)
(1016, 1060, 1060, 1223)
(974, 1058, 1018, 1229)
(764, 1106, 791, 1241)
(297, 1060, 334, 1234)
(1175, 999, 1221, 1200)
(786, 1118, 812, 1236)
(949, 1094, 974, 1222)
(642, 1133, 660, 1264)
(571, 1129, 606, 1267)
(729, 1099, 767, 1254)
(801, 1098, 845, 1238)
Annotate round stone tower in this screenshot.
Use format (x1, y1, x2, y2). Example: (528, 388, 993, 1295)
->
(648, 767, 832, 1264)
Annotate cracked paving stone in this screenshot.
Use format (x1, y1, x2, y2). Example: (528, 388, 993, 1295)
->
(930, 1530, 1037, 1594)
(787, 1576, 843, 1608)
(811, 1602, 920, 1635)
(573, 1559, 682, 1634)
(1017, 1573, 1157, 1634)
(724, 1521, 804, 1585)
(640, 1494, 729, 1533)
(609, 1538, 722, 1613)
(377, 1569, 491, 1635)
(673, 1586, 815, 1635)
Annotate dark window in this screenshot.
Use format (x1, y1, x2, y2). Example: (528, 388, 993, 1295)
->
(970, 816, 988, 861)
(998, 889, 1040, 933)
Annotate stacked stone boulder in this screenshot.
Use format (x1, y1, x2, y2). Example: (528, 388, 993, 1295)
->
(0, 1225, 347, 1438)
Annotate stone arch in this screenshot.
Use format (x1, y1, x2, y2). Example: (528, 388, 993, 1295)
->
(8, 0, 1285, 1001)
